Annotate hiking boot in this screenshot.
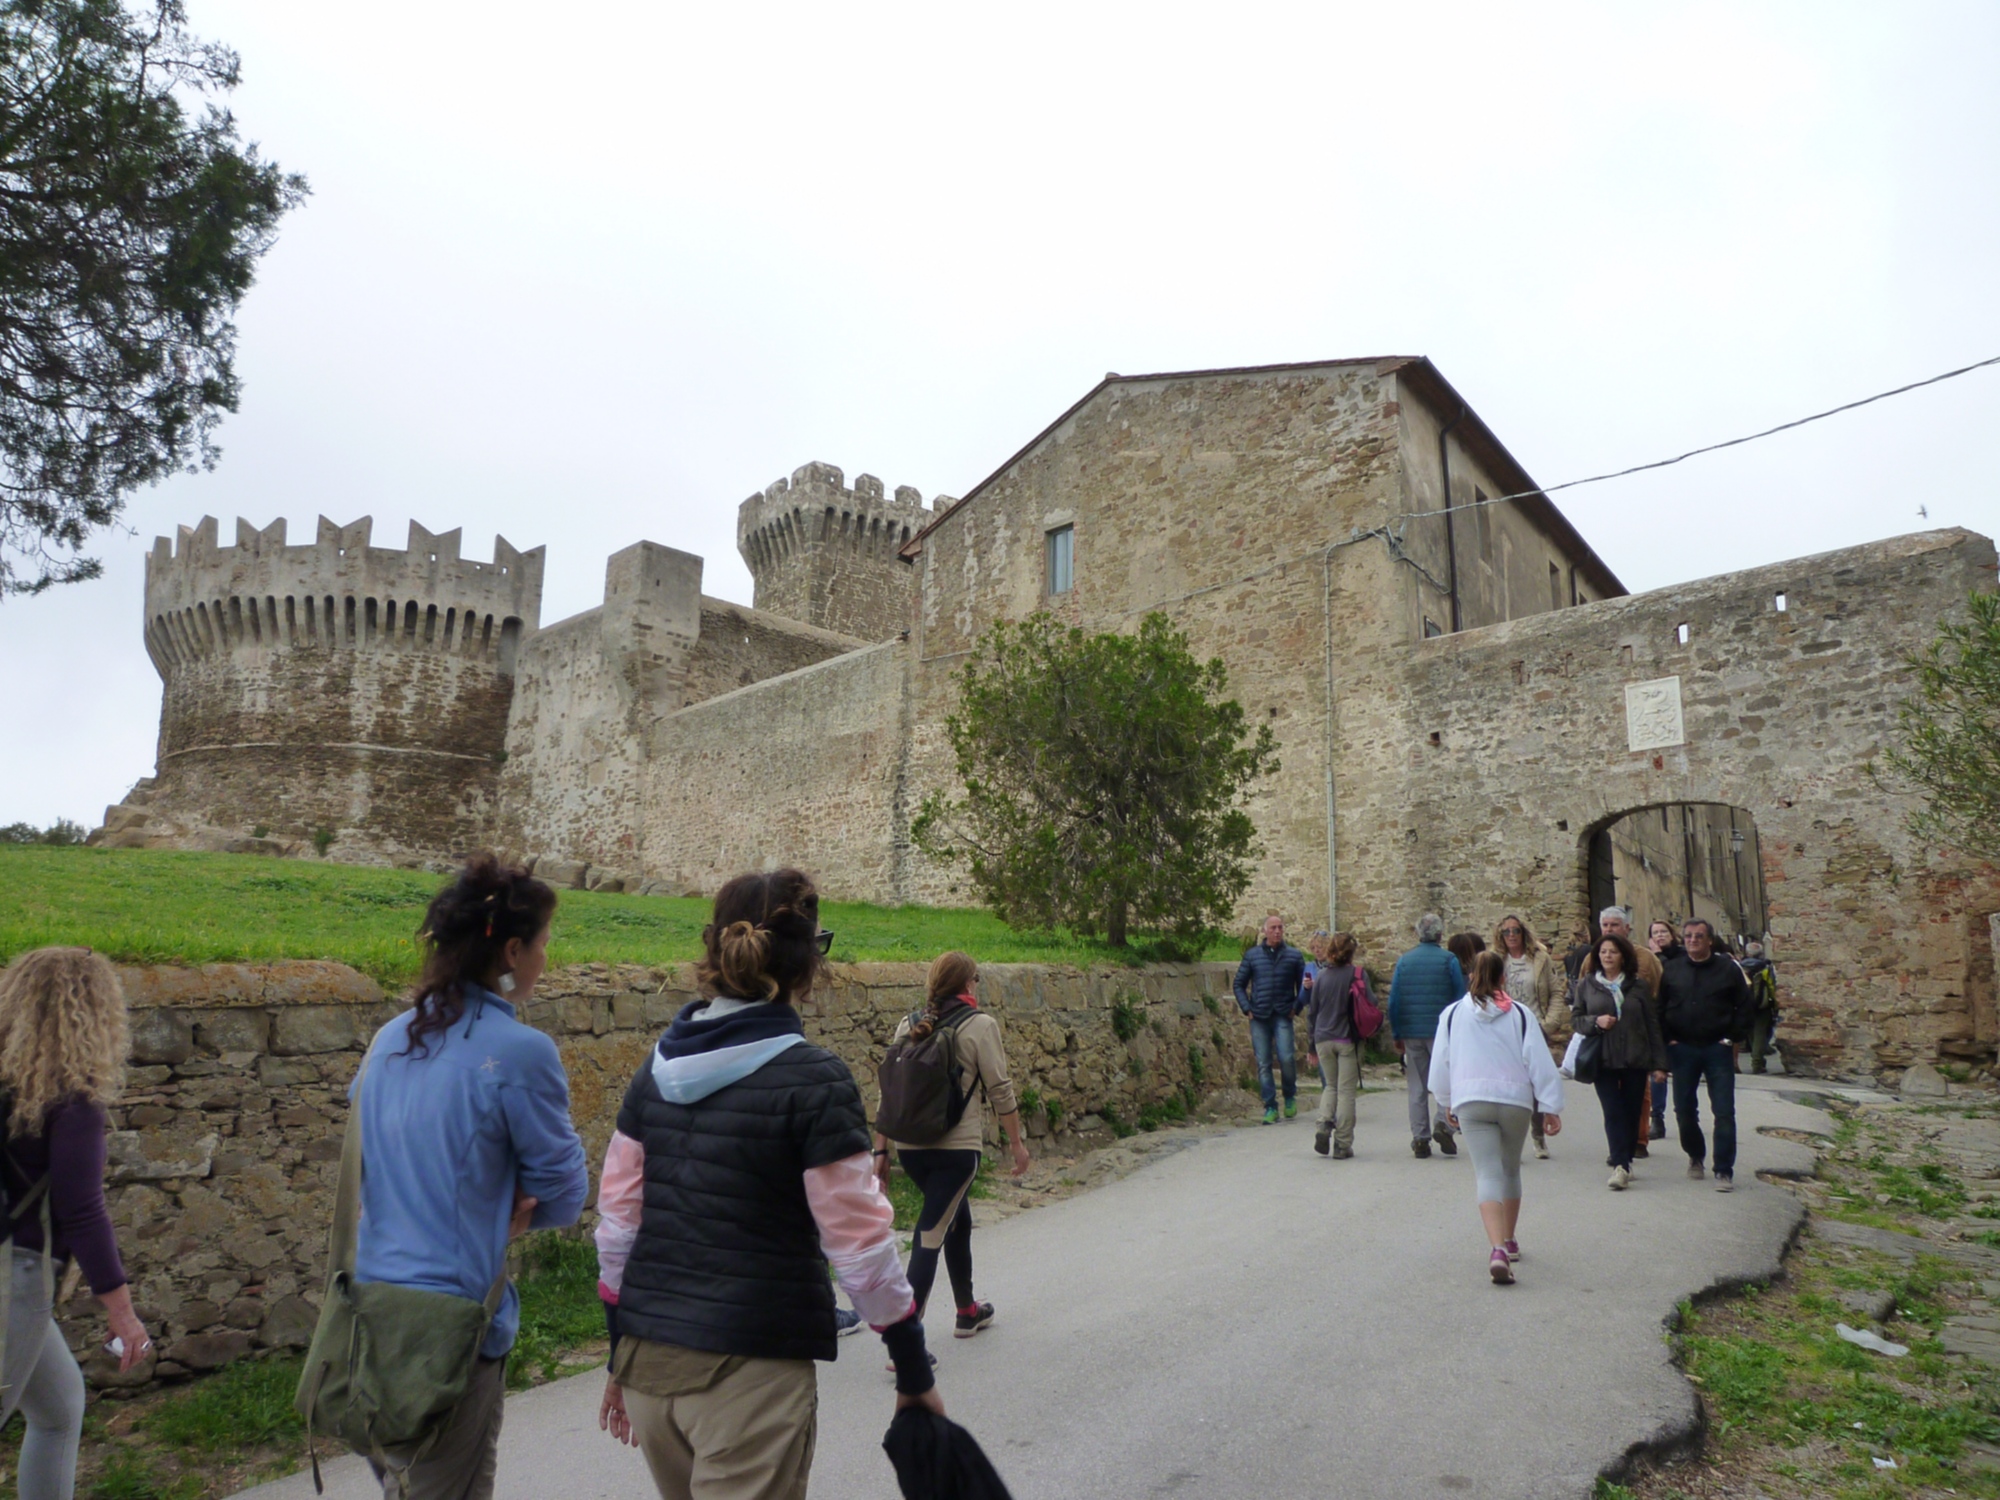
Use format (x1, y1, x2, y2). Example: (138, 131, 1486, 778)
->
(954, 1302, 995, 1338)
(1433, 1122, 1457, 1156)
(1714, 1174, 1735, 1193)
(1332, 1144, 1353, 1159)
(834, 1308, 864, 1337)
(1262, 1107, 1278, 1125)
(1503, 1239, 1522, 1262)
(1283, 1099, 1298, 1120)
(1652, 1116, 1667, 1140)
(1488, 1248, 1514, 1285)
(1687, 1159, 1706, 1181)
(1412, 1137, 1432, 1159)
(1633, 1142, 1650, 1159)
(1608, 1166, 1630, 1191)
(1313, 1124, 1332, 1156)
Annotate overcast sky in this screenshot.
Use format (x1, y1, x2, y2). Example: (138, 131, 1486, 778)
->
(5, 1, 1997, 827)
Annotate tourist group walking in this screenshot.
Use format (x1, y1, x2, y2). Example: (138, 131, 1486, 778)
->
(1234, 898, 1769, 1290)
(0, 852, 1777, 1499)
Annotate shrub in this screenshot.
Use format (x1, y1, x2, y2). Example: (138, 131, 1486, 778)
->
(0, 818, 85, 845)
(1187, 1044, 1206, 1084)
(1110, 994, 1142, 1043)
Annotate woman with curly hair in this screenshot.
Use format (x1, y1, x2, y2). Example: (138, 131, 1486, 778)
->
(352, 856, 589, 1500)
(0, 947, 153, 1500)
(594, 868, 943, 1500)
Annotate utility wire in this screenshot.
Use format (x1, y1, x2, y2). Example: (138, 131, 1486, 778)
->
(1393, 351, 2000, 522)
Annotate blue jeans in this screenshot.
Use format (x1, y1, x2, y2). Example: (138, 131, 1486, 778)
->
(1247, 1014, 1297, 1109)
(1667, 1040, 1738, 1177)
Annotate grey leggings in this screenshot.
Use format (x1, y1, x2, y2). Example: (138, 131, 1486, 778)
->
(1, 1248, 85, 1500)
(1457, 1101, 1532, 1203)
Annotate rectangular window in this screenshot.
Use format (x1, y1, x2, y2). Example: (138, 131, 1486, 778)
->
(1046, 525, 1074, 595)
(1549, 561, 1563, 611)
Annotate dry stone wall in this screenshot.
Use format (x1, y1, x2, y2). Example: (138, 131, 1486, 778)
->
(75, 957, 1252, 1387)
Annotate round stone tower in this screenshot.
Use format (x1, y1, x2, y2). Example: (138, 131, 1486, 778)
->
(737, 462, 937, 641)
(107, 514, 545, 864)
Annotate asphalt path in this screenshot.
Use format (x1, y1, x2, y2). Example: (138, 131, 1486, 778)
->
(241, 1076, 1820, 1500)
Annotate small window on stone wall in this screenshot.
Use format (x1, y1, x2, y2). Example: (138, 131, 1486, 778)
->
(1549, 561, 1562, 611)
(1046, 525, 1074, 595)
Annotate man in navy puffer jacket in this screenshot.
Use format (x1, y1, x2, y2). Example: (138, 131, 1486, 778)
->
(1387, 913, 1467, 1159)
(1235, 915, 1307, 1124)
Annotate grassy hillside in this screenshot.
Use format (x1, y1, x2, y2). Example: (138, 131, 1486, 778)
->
(0, 847, 1236, 984)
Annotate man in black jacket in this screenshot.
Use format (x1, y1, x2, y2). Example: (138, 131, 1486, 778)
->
(1658, 919, 1755, 1191)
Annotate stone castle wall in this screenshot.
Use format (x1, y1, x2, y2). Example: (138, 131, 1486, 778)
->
(639, 641, 912, 900)
(112, 517, 546, 864)
(78, 958, 1250, 1386)
(497, 544, 866, 882)
(738, 463, 934, 642)
(1332, 528, 2000, 1076)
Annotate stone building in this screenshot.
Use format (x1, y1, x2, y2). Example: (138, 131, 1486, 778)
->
(101, 358, 2000, 1075)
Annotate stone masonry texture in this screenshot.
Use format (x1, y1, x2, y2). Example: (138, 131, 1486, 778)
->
(68, 960, 1253, 1387)
(114, 358, 2000, 1077)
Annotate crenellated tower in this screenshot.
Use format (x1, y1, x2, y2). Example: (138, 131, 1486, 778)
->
(737, 462, 938, 641)
(102, 515, 545, 863)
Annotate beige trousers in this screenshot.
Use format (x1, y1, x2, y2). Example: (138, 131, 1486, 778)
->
(1313, 1041, 1359, 1151)
(623, 1352, 818, 1500)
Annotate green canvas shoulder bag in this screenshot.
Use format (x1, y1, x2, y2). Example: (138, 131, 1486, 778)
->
(294, 1048, 506, 1494)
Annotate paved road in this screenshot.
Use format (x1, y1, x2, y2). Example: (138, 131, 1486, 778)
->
(242, 1077, 1821, 1500)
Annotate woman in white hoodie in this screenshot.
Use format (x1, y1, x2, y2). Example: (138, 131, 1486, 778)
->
(1428, 951, 1565, 1285)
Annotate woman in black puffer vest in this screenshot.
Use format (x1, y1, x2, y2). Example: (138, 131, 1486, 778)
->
(593, 868, 941, 1499)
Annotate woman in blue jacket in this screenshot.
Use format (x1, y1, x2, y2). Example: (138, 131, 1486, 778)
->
(354, 856, 590, 1500)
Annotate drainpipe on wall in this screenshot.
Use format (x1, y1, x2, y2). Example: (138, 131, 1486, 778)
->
(1438, 406, 1468, 633)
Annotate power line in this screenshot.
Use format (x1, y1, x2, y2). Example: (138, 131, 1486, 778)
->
(1394, 351, 2000, 523)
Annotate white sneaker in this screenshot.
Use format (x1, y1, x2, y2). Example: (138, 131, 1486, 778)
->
(1608, 1166, 1630, 1191)
(1535, 1142, 1550, 1160)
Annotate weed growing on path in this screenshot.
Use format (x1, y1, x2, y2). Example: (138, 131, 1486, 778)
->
(1616, 1094, 2000, 1500)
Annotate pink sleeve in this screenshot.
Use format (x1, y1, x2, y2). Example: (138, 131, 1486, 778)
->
(804, 1152, 917, 1328)
(592, 1131, 645, 1301)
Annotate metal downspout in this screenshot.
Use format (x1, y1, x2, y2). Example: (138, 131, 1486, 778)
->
(1438, 406, 1468, 633)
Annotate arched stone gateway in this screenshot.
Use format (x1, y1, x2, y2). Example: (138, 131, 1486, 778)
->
(1582, 802, 1767, 948)
(1331, 529, 2000, 1079)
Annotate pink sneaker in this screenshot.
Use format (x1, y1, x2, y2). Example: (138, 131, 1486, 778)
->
(1489, 1248, 1514, 1285)
(1502, 1240, 1522, 1262)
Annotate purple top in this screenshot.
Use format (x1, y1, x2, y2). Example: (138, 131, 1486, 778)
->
(6, 1098, 126, 1295)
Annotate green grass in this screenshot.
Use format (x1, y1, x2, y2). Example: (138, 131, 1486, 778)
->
(508, 1232, 607, 1389)
(144, 1356, 303, 1453)
(0, 846, 1238, 985)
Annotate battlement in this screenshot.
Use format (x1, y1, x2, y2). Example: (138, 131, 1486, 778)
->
(142, 516, 545, 678)
(735, 462, 940, 576)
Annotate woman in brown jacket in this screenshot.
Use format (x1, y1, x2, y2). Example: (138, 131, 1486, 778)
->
(873, 953, 1031, 1340)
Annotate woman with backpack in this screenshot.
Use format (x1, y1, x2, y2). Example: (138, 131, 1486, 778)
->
(1427, 951, 1564, 1286)
(1304, 932, 1375, 1160)
(0, 947, 152, 1500)
(341, 856, 590, 1500)
(593, 869, 944, 1499)
(872, 952, 1031, 1343)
